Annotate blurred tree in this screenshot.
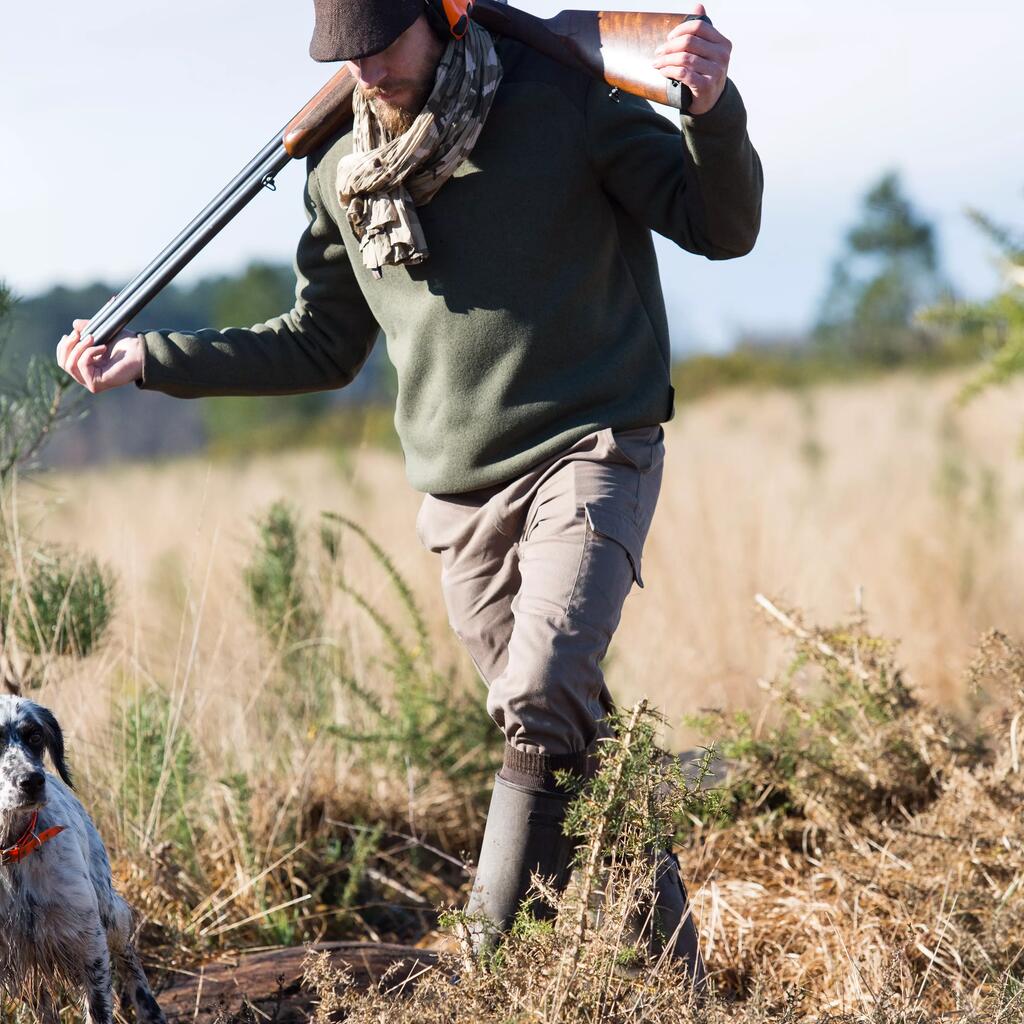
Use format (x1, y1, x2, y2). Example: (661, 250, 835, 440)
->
(921, 198, 1024, 404)
(0, 282, 75, 484)
(211, 261, 296, 329)
(814, 171, 949, 365)
(203, 262, 332, 442)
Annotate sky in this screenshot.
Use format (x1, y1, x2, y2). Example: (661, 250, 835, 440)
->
(2, 0, 1022, 353)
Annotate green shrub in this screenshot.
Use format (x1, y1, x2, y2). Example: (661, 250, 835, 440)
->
(8, 544, 114, 660)
(244, 499, 320, 652)
(117, 685, 198, 857)
(321, 511, 499, 788)
(689, 597, 984, 829)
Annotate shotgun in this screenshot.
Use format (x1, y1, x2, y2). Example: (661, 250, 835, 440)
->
(82, 3, 708, 348)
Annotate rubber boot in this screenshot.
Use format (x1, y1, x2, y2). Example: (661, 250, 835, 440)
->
(465, 773, 577, 956)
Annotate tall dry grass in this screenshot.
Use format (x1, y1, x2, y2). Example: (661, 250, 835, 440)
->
(1, 364, 1022, 1020)
(24, 366, 1024, 732)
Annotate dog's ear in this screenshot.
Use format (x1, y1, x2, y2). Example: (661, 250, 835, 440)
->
(35, 707, 73, 789)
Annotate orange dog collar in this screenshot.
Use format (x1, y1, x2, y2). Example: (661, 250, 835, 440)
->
(0, 811, 66, 865)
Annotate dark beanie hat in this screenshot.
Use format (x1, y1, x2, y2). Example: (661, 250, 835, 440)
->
(310, 0, 426, 62)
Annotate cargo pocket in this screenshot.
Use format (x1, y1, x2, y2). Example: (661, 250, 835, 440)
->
(564, 502, 646, 628)
(585, 503, 645, 588)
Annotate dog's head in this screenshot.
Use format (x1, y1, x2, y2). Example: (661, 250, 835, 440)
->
(0, 697, 73, 814)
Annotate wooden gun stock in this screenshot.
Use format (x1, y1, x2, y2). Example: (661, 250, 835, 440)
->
(284, 69, 357, 159)
(472, 2, 698, 110)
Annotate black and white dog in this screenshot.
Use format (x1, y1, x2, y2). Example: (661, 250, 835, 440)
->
(0, 696, 165, 1024)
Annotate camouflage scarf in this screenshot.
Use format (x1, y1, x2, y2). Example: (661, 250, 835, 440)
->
(336, 24, 502, 279)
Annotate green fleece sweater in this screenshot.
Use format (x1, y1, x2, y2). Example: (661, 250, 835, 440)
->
(137, 37, 763, 494)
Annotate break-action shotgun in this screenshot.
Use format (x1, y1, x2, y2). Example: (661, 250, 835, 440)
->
(81, 2, 709, 348)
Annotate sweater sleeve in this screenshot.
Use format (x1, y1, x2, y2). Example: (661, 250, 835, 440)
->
(135, 158, 380, 398)
(584, 76, 763, 260)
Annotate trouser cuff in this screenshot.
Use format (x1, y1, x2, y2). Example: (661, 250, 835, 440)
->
(499, 744, 589, 794)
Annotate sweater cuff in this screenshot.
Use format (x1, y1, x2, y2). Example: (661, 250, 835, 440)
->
(681, 77, 746, 135)
(133, 333, 151, 390)
(134, 329, 201, 397)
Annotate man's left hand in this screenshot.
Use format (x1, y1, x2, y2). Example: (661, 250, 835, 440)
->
(652, 4, 732, 116)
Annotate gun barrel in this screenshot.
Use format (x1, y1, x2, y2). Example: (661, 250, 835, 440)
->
(83, 134, 290, 346)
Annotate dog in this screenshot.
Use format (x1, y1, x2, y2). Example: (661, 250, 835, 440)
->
(0, 695, 165, 1024)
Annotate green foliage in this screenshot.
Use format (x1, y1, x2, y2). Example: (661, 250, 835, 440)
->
(689, 602, 983, 828)
(244, 499, 321, 653)
(0, 282, 111, 693)
(211, 261, 296, 329)
(920, 199, 1024, 410)
(9, 544, 115, 659)
(672, 345, 838, 402)
(321, 511, 499, 786)
(240, 501, 498, 786)
(337, 823, 385, 926)
(815, 171, 948, 364)
(0, 280, 74, 484)
(204, 403, 400, 459)
(563, 705, 723, 871)
(117, 686, 198, 856)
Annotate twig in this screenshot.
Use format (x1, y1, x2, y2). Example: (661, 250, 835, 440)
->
(755, 593, 870, 681)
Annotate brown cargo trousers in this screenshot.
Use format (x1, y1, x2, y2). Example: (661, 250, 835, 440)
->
(415, 425, 664, 758)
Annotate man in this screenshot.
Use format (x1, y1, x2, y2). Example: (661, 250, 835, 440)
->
(57, 0, 761, 985)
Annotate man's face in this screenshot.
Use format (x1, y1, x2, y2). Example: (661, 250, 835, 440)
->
(346, 13, 446, 135)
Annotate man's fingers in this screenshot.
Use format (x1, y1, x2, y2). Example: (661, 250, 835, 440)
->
(83, 346, 109, 392)
(667, 17, 728, 47)
(655, 35, 728, 62)
(67, 333, 99, 387)
(56, 330, 79, 366)
(655, 65, 712, 93)
(77, 344, 109, 393)
(56, 322, 116, 392)
(68, 332, 95, 365)
(653, 52, 721, 78)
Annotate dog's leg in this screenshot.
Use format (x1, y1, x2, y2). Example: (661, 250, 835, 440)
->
(79, 927, 115, 1024)
(116, 944, 166, 1024)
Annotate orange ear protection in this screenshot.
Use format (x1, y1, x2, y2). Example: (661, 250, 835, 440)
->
(429, 0, 475, 40)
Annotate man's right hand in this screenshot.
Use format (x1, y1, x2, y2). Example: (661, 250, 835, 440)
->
(56, 320, 145, 393)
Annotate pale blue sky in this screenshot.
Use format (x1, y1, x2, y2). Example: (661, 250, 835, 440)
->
(2, 0, 1022, 351)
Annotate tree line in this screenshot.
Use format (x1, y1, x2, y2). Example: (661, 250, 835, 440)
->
(2, 171, 1022, 467)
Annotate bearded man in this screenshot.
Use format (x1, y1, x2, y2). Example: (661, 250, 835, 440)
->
(57, 0, 762, 985)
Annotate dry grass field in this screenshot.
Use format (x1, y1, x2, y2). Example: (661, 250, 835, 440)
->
(26, 366, 1024, 724)
(3, 364, 1024, 1021)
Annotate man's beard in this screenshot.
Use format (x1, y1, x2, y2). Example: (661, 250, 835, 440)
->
(364, 78, 434, 137)
(369, 95, 417, 136)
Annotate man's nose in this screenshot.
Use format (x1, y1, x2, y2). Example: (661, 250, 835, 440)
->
(20, 771, 45, 799)
(352, 56, 387, 89)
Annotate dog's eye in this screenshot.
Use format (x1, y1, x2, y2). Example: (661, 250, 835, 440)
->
(26, 731, 43, 748)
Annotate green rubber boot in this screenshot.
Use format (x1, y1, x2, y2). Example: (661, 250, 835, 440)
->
(465, 773, 577, 955)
